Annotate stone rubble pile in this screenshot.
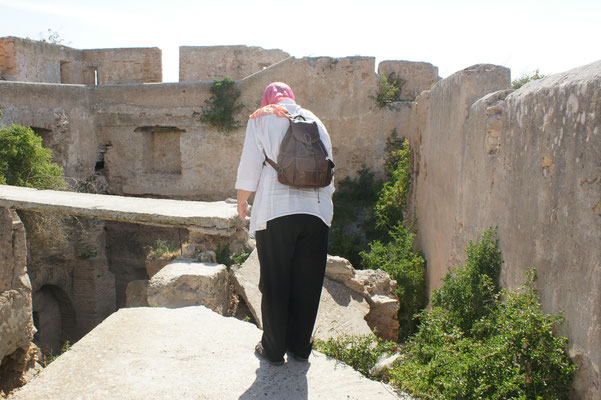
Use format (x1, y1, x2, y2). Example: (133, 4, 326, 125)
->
(129, 245, 401, 342)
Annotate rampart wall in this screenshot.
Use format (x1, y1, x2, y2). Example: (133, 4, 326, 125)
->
(0, 55, 438, 200)
(82, 48, 162, 84)
(406, 61, 601, 399)
(0, 37, 161, 84)
(179, 45, 289, 82)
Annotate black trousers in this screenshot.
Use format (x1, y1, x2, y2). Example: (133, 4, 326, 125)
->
(255, 214, 329, 362)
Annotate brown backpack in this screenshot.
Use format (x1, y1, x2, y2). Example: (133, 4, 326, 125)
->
(264, 114, 334, 189)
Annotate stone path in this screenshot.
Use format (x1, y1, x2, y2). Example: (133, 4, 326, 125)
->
(9, 307, 407, 400)
(0, 185, 240, 234)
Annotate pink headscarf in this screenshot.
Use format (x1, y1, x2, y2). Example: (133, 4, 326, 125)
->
(261, 82, 295, 107)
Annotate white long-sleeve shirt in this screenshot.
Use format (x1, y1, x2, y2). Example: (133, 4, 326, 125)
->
(235, 99, 335, 237)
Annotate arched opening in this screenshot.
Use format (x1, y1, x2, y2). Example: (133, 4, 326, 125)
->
(32, 285, 76, 355)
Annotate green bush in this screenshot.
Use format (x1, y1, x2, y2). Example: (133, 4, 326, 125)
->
(320, 229, 576, 400)
(199, 77, 244, 133)
(373, 73, 406, 108)
(512, 69, 546, 90)
(374, 137, 411, 234)
(430, 227, 503, 334)
(392, 229, 576, 399)
(328, 167, 382, 267)
(314, 334, 397, 378)
(147, 239, 180, 260)
(0, 124, 66, 190)
(215, 243, 250, 267)
(361, 223, 426, 338)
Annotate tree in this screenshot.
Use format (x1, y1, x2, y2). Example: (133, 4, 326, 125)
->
(0, 124, 66, 190)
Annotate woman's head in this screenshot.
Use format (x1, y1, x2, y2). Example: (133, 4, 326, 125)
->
(261, 82, 295, 107)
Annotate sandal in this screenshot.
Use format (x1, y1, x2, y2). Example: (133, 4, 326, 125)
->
(255, 342, 285, 366)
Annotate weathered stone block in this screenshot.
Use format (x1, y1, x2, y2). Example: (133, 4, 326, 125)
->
(145, 257, 172, 279)
(324, 255, 354, 283)
(147, 262, 230, 315)
(125, 280, 149, 308)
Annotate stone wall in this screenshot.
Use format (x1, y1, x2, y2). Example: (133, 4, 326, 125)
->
(18, 212, 116, 351)
(378, 60, 439, 101)
(0, 37, 161, 85)
(104, 221, 188, 308)
(1, 42, 440, 200)
(82, 48, 162, 85)
(0, 37, 82, 83)
(0, 208, 34, 366)
(407, 61, 601, 399)
(0, 81, 98, 180)
(179, 45, 289, 82)
(90, 56, 412, 200)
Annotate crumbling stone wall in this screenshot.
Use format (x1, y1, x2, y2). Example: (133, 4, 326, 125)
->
(19, 212, 116, 351)
(82, 48, 162, 85)
(0, 37, 161, 85)
(104, 221, 188, 308)
(91, 56, 419, 200)
(407, 61, 601, 399)
(0, 207, 37, 392)
(0, 82, 98, 181)
(179, 45, 289, 82)
(378, 60, 439, 101)
(0, 43, 439, 200)
(0, 37, 82, 83)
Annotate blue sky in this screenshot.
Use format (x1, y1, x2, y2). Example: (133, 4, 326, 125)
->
(0, 0, 599, 82)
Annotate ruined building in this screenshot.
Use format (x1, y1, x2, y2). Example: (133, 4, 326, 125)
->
(0, 36, 599, 399)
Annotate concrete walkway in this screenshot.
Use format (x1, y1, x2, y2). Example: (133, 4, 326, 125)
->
(0, 185, 240, 234)
(9, 307, 405, 400)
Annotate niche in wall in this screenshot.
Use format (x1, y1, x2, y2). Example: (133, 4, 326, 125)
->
(30, 127, 53, 149)
(135, 126, 186, 174)
(60, 61, 72, 84)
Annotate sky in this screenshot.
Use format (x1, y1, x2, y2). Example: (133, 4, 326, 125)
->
(0, 0, 599, 83)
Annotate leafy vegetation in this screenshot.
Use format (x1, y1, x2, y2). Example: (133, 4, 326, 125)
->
(374, 135, 411, 234)
(0, 124, 66, 190)
(328, 167, 382, 267)
(42, 340, 71, 366)
(512, 69, 546, 90)
(315, 334, 397, 379)
(373, 72, 407, 108)
(361, 223, 426, 338)
(319, 228, 576, 400)
(147, 239, 180, 260)
(327, 131, 425, 339)
(199, 77, 245, 133)
(216, 243, 250, 267)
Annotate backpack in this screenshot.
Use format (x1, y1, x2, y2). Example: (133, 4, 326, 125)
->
(264, 113, 334, 189)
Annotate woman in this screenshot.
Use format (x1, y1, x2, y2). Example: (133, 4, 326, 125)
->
(235, 82, 334, 365)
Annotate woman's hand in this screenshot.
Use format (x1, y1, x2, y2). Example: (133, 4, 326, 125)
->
(237, 189, 253, 222)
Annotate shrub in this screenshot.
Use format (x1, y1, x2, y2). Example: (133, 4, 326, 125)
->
(199, 77, 245, 133)
(512, 69, 546, 90)
(320, 229, 576, 400)
(373, 73, 406, 108)
(328, 167, 382, 267)
(361, 223, 426, 339)
(0, 124, 66, 190)
(147, 239, 180, 260)
(215, 243, 250, 267)
(374, 138, 411, 234)
(430, 227, 503, 334)
(392, 229, 576, 399)
(314, 334, 397, 378)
